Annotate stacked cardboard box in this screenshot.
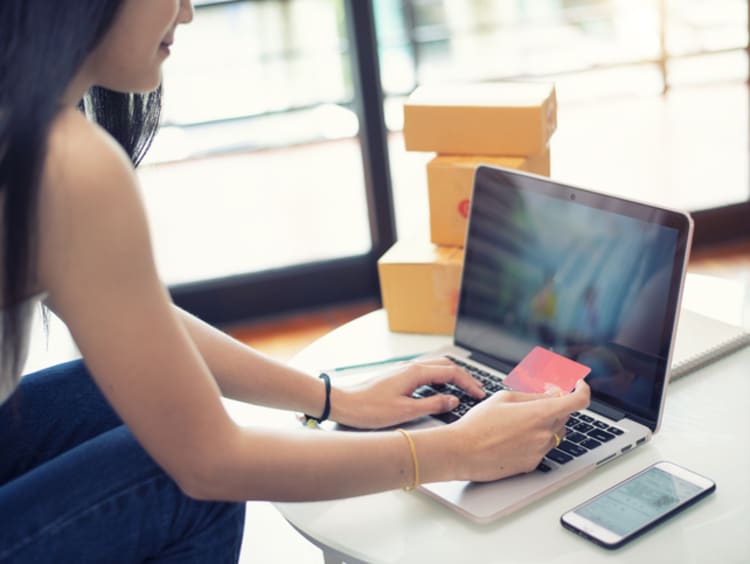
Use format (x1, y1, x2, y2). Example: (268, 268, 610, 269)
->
(378, 81, 558, 335)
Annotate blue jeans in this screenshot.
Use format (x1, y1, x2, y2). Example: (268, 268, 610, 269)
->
(0, 360, 245, 563)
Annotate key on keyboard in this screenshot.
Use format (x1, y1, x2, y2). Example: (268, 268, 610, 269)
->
(537, 412, 625, 473)
(411, 355, 508, 424)
(411, 357, 627, 474)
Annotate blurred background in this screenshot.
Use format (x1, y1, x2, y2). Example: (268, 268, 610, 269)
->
(135, 0, 750, 324)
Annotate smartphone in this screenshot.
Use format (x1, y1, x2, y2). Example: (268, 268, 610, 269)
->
(560, 461, 716, 550)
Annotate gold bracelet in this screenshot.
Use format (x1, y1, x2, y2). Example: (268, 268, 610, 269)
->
(396, 428, 420, 492)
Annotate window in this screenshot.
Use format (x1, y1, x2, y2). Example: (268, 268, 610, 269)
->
(375, 0, 750, 245)
(136, 1, 392, 323)
(137, 0, 749, 324)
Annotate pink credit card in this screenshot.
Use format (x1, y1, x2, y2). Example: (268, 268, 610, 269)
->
(503, 346, 591, 395)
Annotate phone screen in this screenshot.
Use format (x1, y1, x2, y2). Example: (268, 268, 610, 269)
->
(562, 462, 715, 548)
(577, 466, 702, 536)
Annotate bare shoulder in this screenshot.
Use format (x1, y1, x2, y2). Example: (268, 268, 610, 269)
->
(37, 107, 157, 299)
(42, 107, 137, 201)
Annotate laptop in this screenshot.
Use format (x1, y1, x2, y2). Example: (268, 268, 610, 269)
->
(393, 165, 693, 523)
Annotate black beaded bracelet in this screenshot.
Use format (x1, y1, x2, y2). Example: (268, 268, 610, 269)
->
(304, 373, 331, 426)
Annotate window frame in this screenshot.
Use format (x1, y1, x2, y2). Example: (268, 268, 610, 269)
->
(170, 0, 394, 324)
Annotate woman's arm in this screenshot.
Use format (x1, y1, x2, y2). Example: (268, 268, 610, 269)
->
(175, 307, 487, 427)
(37, 109, 589, 503)
(174, 307, 326, 413)
(185, 381, 589, 501)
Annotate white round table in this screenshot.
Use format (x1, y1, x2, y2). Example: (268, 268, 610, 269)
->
(271, 273, 750, 564)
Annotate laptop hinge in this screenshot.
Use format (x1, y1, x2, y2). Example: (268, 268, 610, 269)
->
(588, 399, 626, 421)
(468, 351, 514, 374)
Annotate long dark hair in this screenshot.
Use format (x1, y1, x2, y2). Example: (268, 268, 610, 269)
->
(0, 1, 162, 391)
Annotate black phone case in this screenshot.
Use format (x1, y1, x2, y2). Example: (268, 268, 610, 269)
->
(560, 464, 716, 550)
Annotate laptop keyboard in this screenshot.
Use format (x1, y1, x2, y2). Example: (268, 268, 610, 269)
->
(412, 355, 625, 473)
(538, 411, 624, 472)
(412, 355, 507, 424)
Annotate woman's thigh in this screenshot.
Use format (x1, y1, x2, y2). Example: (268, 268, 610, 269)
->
(0, 425, 245, 563)
(0, 359, 121, 484)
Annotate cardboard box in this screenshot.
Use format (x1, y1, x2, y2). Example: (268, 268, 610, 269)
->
(378, 240, 464, 335)
(403, 81, 556, 156)
(427, 150, 551, 247)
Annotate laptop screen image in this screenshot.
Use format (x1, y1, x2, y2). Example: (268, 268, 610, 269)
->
(455, 166, 692, 432)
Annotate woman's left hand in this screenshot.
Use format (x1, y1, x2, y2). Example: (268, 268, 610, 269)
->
(329, 357, 486, 429)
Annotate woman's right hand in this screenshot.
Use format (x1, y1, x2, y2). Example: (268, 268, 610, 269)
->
(447, 381, 590, 482)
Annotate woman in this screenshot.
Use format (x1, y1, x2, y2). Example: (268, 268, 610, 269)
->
(0, 1, 590, 562)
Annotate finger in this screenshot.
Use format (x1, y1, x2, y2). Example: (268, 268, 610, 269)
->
(550, 426, 566, 449)
(442, 368, 487, 399)
(550, 411, 571, 430)
(519, 403, 579, 438)
(550, 431, 560, 450)
(413, 364, 486, 399)
(493, 389, 549, 403)
(557, 380, 591, 411)
(410, 393, 459, 416)
(538, 380, 590, 416)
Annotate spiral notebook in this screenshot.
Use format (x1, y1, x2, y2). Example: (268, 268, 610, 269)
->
(670, 308, 750, 381)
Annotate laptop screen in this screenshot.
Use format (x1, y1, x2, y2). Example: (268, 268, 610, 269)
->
(455, 166, 692, 430)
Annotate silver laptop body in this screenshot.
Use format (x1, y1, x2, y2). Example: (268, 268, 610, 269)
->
(407, 166, 693, 523)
